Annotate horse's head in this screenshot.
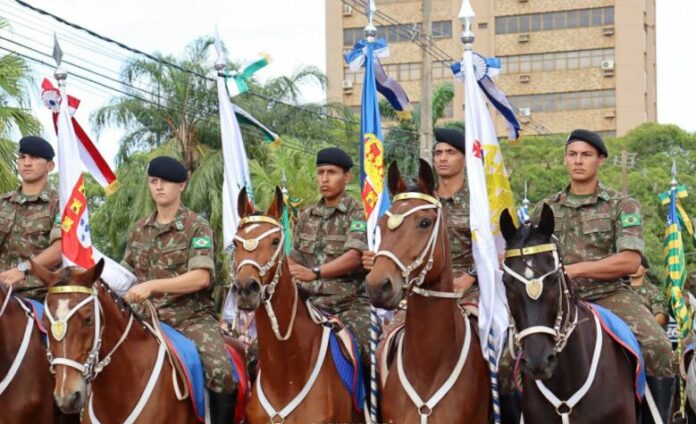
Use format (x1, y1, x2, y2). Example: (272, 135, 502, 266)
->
(500, 204, 575, 380)
(232, 187, 286, 311)
(32, 258, 105, 414)
(366, 159, 448, 309)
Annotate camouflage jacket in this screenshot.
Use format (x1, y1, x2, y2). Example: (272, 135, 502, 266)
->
(0, 185, 61, 294)
(289, 192, 368, 313)
(630, 279, 669, 319)
(534, 182, 644, 301)
(438, 184, 473, 272)
(121, 206, 216, 326)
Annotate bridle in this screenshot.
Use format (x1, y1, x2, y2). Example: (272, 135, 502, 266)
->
(44, 284, 134, 382)
(375, 192, 462, 299)
(233, 215, 297, 341)
(502, 243, 578, 354)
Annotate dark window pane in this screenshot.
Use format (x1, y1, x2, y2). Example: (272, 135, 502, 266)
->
(543, 13, 554, 30)
(496, 17, 505, 34)
(553, 12, 565, 29)
(591, 8, 603, 26)
(519, 15, 530, 32)
(566, 10, 578, 28)
(508, 16, 518, 33)
(531, 14, 541, 31)
(604, 7, 614, 25)
(579, 9, 590, 26)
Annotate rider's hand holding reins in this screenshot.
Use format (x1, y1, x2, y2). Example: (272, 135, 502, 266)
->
(124, 281, 154, 303)
(362, 250, 376, 271)
(0, 268, 25, 287)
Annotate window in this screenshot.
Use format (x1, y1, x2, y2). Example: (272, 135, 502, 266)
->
(509, 90, 616, 113)
(495, 7, 615, 34)
(432, 20, 452, 38)
(499, 48, 615, 74)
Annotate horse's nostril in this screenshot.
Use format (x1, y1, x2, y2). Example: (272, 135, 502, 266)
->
(380, 279, 393, 295)
(546, 353, 557, 368)
(247, 279, 261, 293)
(69, 391, 82, 409)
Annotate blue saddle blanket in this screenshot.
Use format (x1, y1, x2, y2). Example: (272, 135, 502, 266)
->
(25, 298, 46, 333)
(328, 327, 366, 413)
(588, 303, 646, 399)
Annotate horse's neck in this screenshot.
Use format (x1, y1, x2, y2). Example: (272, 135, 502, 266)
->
(256, 261, 322, 380)
(0, 291, 20, 365)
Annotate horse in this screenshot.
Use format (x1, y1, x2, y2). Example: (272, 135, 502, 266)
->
(499, 204, 640, 423)
(232, 187, 364, 424)
(1, 285, 72, 423)
(32, 259, 202, 423)
(365, 159, 490, 423)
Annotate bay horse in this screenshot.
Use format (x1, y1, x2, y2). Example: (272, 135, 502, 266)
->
(365, 159, 490, 423)
(32, 259, 201, 423)
(0, 285, 68, 423)
(232, 187, 364, 424)
(499, 205, 639, 423)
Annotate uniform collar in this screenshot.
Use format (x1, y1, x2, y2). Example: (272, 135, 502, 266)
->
(437, 183, 468, 205)
(556, 182, 611, 207)
(311, 192, 350, 216)
(8, 184, 53, 204)
(145, 206, 187, 232)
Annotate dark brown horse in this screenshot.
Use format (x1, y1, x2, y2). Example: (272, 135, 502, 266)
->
(0, 285, 67, 423)
(233, 187, 363, 424)
(365, 159, 490, 423)
(499, 205, 639, 423)
(32, 260, 201, 423)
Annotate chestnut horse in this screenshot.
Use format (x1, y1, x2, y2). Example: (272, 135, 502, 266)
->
(232, 187, 364, 424)
(32, 260, 201, 423)
(365, 159, 490, 423)
(499, 205, 639, 423)
(0, 285, 69, 423)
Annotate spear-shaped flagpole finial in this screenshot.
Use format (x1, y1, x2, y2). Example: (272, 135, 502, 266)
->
(281, 169, 289, 196)
(523, 180, 530, 207)
(53, 33, 67, 84)
(671, 160, 678, 189)
(214, 25, 226, 72)
(458, 0, 476, 50)
(364, 0, 377, 41)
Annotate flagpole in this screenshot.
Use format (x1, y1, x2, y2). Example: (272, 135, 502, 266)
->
(459, 2, 502, 423)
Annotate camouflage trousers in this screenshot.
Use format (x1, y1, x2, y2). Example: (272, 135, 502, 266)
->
(594, 286, 674, 377)
(175, 314, 237, 394)
(322, 297, 372, 368)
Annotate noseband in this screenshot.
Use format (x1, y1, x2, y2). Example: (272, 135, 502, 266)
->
(503, 243, 578, 354)
(233, 215, 297, 341)
(375, 192, 462, 299)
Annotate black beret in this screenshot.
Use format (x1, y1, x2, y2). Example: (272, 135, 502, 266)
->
(566, 129, 608, 157)
(434, 127, 465, 155)
(18, 136, 54, 160)
(316, 147, 353, 170)
(147, 156, 188, 183)
(641, 255, 650, 270)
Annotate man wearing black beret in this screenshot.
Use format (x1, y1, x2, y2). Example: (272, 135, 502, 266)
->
(121, 155, 237, 423)
(0, 136, 63, 299)
(288, 146, 371, 364)
(532, 128, 676, 421)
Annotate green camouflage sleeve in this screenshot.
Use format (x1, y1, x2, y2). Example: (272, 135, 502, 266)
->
(289, 209, 310, 263)
(120, 231, 136, 274)
(188, 223, 215, 277)
(49, 207, 62, 244)
(614, 197, 645, 254)
(344, 204, 368, 253)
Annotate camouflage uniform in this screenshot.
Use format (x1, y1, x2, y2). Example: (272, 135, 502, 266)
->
(534, 183, 673, 377)
(630, 275, 669, 328)
(0, 185, 61, 299)
(289, 192, 370, 361)
(121, 207, 235, 393)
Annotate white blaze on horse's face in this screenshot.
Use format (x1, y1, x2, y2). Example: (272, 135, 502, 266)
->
(55, 299, 72, 321)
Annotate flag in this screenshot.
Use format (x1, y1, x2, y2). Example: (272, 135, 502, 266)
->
(663, 184, 692, 339)
(54, 79, 135, 294)
(660, 185, 696, 246)
(459, 48, 514, 361)
(220, 54, 270, 97)
(41, 79, 119, 195)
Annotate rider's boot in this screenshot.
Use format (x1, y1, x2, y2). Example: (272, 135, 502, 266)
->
(209, 390, 237, 424)
(642, 375, 677, 424)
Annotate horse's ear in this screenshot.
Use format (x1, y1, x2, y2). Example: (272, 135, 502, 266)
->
(537, 203, 555, 237)
(29, 259, 60, 288)
(500, 208, 517, 243)
(237, 187, 254, 219)
(266, 187, 284, 220)
(74, 259, 105, 286)
(417, 158, 436, 196)
(388, 161, 407, 196)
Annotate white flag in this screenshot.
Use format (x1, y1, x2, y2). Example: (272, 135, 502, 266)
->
(462, 49, 511, 360)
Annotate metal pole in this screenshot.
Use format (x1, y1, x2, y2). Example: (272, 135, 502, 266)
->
(419, 0, 433, 162)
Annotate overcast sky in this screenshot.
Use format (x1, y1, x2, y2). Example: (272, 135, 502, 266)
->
(1, 0, 693, 167)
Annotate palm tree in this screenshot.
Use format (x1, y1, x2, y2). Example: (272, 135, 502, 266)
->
(0, 18, 42, 191)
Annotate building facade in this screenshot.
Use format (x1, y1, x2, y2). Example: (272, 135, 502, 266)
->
(325, 0, 656, 137)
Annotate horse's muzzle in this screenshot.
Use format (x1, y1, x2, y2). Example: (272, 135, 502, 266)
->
(521, 350, 558, 380)
(54, 388, 85, 415)
(233, 278, 262, 311)
(365, 274, 402, 310)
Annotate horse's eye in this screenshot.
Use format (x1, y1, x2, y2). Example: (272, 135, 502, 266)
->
(419, 218, 432, 228)
(83, 315, 93, 326)
(271, 238, 280, 246)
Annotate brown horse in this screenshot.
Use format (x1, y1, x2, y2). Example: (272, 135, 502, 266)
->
(365, 159, 491, 423)
(232, 187, 363, 424)
(32, 259, 201, 423)
(499, 205, 639, 423)
(0, 285, 66, 423)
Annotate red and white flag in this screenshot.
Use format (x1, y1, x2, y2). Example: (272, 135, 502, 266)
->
(42, 79, 119, 195)
(54, 79, 135, 293)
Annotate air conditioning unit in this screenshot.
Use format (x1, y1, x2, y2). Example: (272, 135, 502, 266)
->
(604, 109, 616, 119)
(518, 0, 529, 3)
(342, 80, 353, 91)
(600, 60, 615, 70)
(342, 4, 353, 16)
(602, 26, 615, 36)
(519, 107, 532, 117)
(519, 74, 531, 83)
(518, 34, 530, 43)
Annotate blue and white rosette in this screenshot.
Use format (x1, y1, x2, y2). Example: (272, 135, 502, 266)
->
(452, 53, 521, 140)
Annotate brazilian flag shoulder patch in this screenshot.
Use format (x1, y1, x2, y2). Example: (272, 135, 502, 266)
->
(620, 213, 641, 228)
(350, 220, 367, 233)
(54, 213, 61, 225)
(192, 236, 212, 249)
